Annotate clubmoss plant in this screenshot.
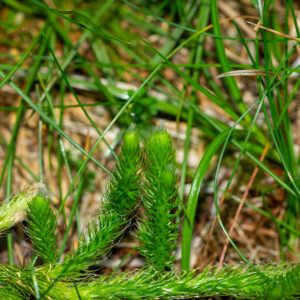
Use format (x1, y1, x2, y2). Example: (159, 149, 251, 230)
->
(54, 130, 142, 278)
(0, 130, 299, 299)
(26, 194, 58, 264)
(103, 130, 141, 216)
(136, 130, 180, 271)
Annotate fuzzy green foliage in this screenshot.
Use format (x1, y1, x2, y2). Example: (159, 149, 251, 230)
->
(104, 131, 141, 216)
(136, 130, 180, 271)
(26, 194, 58, 264)
(54, 132, 141, 278)
(46, 133, 141, 278)
(0, 263, 299, 299)
(0, 131, 299, 299)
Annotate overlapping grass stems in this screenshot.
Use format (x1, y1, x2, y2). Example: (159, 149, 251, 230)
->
(0, 0, 300, 299)
(0, 130, 299, 299)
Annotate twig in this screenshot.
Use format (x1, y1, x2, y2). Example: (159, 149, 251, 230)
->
(247, 21, 300, 43)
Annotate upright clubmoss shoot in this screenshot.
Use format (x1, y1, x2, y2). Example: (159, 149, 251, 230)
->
(104, 131, 141, 216)
(26, 194, 58, 264)
(136, 130, 180, 271)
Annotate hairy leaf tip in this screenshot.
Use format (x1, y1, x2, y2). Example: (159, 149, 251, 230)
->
(148, 130, 172, 151)
(123, 131, 140, 154)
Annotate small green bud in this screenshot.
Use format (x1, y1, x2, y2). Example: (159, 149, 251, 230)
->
(148, 130, 172, 150)
(123, 131, 140, 153)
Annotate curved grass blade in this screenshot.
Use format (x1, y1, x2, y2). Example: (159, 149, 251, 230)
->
(181, 131, 229, 271)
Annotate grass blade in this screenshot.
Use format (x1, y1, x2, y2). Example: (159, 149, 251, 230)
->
(181, 131, 229, 271)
